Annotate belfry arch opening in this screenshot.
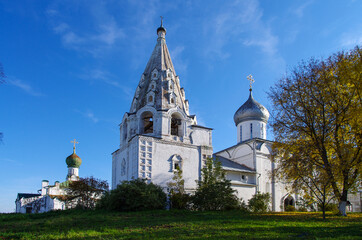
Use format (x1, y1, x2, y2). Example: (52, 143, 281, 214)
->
(141, 112, 154, 134)
(171, 113, 182, 137)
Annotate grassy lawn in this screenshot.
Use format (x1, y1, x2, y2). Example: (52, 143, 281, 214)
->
(0, 210, 361, 239)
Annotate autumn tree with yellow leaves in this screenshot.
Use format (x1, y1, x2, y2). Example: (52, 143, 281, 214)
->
(268, 46, 361, 216)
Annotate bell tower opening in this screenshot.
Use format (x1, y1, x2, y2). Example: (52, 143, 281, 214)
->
(171, 113, 182, 136)
(141, 112, 154, 134)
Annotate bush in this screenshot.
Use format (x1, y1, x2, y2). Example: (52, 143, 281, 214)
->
(318, 203, 339, 212)
(285, 205, 296, 212)
(98, 179, 167, 211)
(167, 167, 191, 210)
(248, 192, 271, 213)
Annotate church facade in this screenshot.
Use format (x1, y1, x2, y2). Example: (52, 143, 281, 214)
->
(112, 22, 293, 211)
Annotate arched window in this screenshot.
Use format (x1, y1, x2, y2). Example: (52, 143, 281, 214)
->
(141, 112, 153, 134)
(148, 96, 153, 102)
(172, 155, 182, 171)
(261, 123, 264, 138)
(171, 113, 182, 136)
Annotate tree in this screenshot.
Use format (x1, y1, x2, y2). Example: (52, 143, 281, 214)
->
(167, 166, 190, 209)
(99, 178, 167, 211)
(66, 176, 109, 209)
(268, 46, 362, 216)
(275, 148, 336, 219)
(192, 158, 240, 211)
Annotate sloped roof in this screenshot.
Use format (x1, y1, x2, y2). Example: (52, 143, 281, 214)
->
(17, 193, 41, 200)
(216, 156, 255, 173)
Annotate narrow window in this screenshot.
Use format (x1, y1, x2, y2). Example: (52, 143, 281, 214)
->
(142, 112, 153, 134)
(171, 98, 174, 104)
(123, 122, 128, 140)
(153, 73, 156, 77)
(148, 96, 153, 102)
(240, 126, 243, 142)
(261, 123, 264, 138)
(171, 114, 181, 136)
(250, 123, 253, 139)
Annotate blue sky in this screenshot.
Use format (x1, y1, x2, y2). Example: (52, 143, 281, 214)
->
(0, 0, 361, 213)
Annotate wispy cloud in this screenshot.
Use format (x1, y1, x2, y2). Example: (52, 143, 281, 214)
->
(7, 77, 43, 96)
(79, 69, 133, 99)
(170, 46, 187, 75)
(340, 30, 362, 47)
(1, 158, 23, 166)
(202, 0, 284, 69)
(75, 109, 99, 123)
(293, 0, 313, 18)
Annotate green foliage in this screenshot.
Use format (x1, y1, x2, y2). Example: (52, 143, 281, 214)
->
(248, 192, 271, 213)
(167, 167, 191, 209)
(268, 46, 362, 216)
(318, 203, 339, 212)
(98, 178, 167, 211)
(66, 176, 109, 210)
(1, 210, 361, 239)
(285, 205, 296, 212)
(192, 158, 240, 211)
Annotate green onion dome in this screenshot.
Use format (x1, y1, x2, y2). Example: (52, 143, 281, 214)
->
(66, 150, 82, 168)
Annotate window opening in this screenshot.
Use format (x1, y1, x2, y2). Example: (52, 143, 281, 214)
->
(148, 96, 153, 102)
(171, 115, 181, 136)
(142, 112, 153, 134)
(240, 126, 243, 142)
(261, 123, 264, 138)
(250, 123, 253, 139)
(171, 98, 174, 104)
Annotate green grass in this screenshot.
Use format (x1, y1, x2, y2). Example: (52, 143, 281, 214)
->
(0, 210, 361, 239)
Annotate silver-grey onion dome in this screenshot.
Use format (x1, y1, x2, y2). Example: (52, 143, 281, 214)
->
(234, 91, 270, 126)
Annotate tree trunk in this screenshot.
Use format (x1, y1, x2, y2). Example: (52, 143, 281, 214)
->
(339, 201, 347, 216)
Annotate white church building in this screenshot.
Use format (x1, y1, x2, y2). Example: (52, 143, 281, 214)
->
(15, 141, 82, 213)
(112, 21, 293, 211)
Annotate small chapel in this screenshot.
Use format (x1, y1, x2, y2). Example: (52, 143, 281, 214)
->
(112, 21, 294, 211)
(15, 140, 82, 213)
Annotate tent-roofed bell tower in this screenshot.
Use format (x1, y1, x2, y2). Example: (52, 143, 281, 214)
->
(112, 19, 213, 190)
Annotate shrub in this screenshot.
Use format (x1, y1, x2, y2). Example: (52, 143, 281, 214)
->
(248, 192, 271, 213)
(98, 179, 167, 211)
(167, 167, 191, 209)
(285, 205, 296, 212)
(318, 203, 339, 212)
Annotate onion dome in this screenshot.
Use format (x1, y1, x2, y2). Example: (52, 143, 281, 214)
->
(234, 91, 270, 126)
(66, 142, 82, 168)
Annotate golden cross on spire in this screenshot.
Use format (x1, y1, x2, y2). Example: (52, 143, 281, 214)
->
(71, 139, 79, 153)
(247, 74, 255, 91)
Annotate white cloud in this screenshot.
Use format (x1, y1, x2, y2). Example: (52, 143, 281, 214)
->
(75, 109, 99, 123)
(79, 69, 133, 99)
(7, 77, 43, 97)
(170, 46, 187, 75)
(293, 0, 313, 18)
(340, 31, 362, 47)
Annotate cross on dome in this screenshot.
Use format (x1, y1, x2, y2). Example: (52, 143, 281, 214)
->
(71, 139, 79, 153)
(247, 74, 255, 91)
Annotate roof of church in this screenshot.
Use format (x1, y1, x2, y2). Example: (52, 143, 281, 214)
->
(66, 147, 82, 168)
(234, 90, 269, 125)
(17, 193, 41, 200)
(129, 21, 189, 114)
(216, 156, 255, 173)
